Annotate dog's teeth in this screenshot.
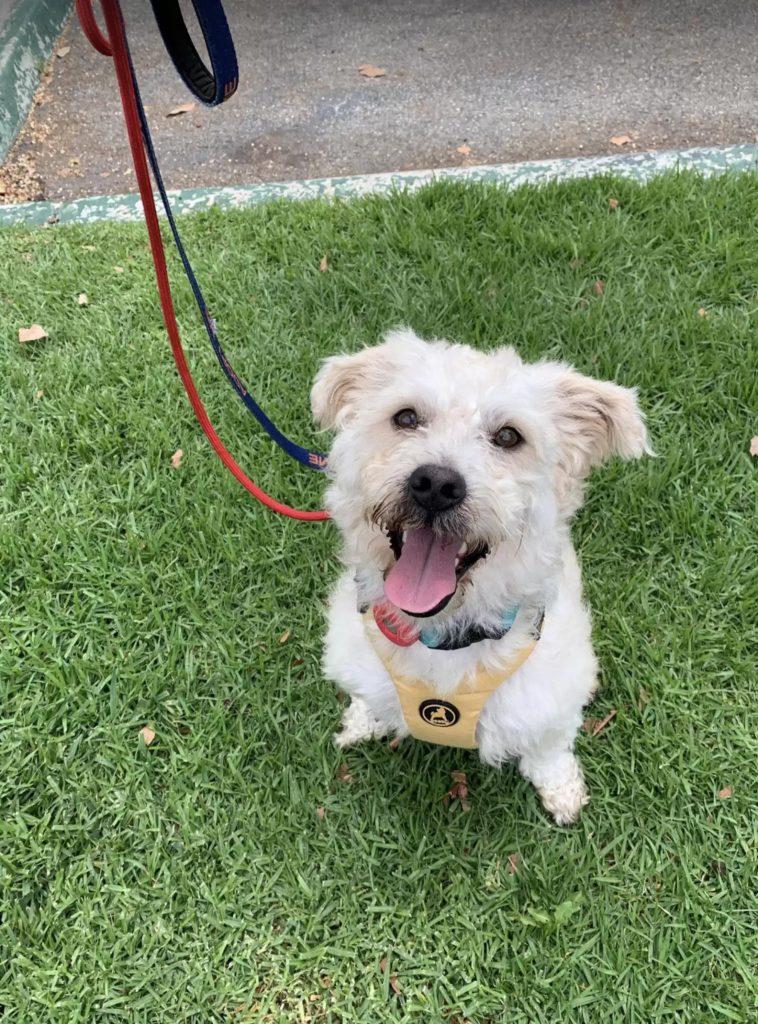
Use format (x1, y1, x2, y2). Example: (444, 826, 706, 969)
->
(457, 542, 468, 556)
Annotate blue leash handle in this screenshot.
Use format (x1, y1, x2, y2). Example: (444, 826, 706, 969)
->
(136, 1, 328, 469)
(149, 0, 238, 107)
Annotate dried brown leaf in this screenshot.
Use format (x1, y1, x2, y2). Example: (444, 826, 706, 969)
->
(507, 852, 521, 875)
(456, 143, 472, 156)
(35, 389, 44, 400)
(592, 708, 617, 736)
(451, 770, 468, 784)
(278, 629, 291, 644)
(584, 708, 617, 736)
(460, 799, 472, 813)
(637, 686, 650, 711)
(170, 448, 184, 469)
(316, 806, 326, 820)
(389, 974, 402, 995)
(319, 254, 328, 272)
(77, 292, 88, 306)
(379, 957, 389, 973)
(718, 785, 733, 799)
(750, 436, 758, 457)
(610, 134, 632, 146)
(19, 324, 48, 344)
(337, 762, 354, 784)
(609, 197, 620, 210)
(167, 102, 196, 117)
(81, 244, 97, 252)
(697, 307, 709, 318)
(140, 726, 156, 746)
(592, 279, 605, 296)
(358, 63, 386, 78)
(114, 265, 124, 273)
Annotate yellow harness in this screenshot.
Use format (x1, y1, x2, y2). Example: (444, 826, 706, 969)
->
(364, 611, 540, 749)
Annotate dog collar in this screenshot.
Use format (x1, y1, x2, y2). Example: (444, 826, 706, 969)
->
(371, 602, 543, 651)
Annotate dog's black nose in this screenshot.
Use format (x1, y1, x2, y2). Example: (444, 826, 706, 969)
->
(409, 464, 467, 513)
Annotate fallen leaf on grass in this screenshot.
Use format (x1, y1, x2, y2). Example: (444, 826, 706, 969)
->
(337, 762, 354, 784)
(718, 786, 732, 799)
(608, 197, 619, 210)
(77, 292, 88, 306)
(81, 244, 97, 252)
(56, 46, 71, 58)
(592, 279, 605, 296)
(610, 134, 632, 146)
(316, 806, 326, 820)
(114, 265, 124, 273)
(140, 726, 156, 746)
(319, 255, 328, 272)
(697, 307, 709, 318)
(166, 102, 196, 117)
(170, 448, 184, 469)
(583, 708, 617, 736)
(457, 143, 472, 156)
(637, 686, 650, 711)
(291, 657, 304, 667)
(278, 629, 291, 644)
(35, 389, 44, 400)
(750, 436, 758, 457)
(358, 63, 386, 78)
(19, 324, 48, 343)
(443, 770, 471, 809)
(507, 852, 521, 875)
(379, 959, 402, 995)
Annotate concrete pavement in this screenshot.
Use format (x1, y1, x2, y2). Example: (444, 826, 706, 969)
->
(2, 0, 758, 203)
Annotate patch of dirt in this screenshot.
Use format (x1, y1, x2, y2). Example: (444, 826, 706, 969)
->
(0, 61, 55, 204)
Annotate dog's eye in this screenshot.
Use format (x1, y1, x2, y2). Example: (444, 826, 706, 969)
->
(393, 408, 419, 430)
(492, 426, 523, 449)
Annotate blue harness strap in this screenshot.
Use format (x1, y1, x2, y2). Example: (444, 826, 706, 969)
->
(132, 0, 328, 470)
(149, 0, 238, 107)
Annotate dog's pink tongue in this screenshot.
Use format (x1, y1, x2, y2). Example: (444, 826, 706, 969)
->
(384, 527, 460, 615)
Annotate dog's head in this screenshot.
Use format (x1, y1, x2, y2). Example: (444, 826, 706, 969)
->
(312, 328, 649, 619)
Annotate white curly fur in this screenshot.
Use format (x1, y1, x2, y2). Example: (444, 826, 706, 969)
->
(312, 329, 649, 825)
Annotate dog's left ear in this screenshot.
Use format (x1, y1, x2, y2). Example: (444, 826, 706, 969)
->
(311, 347, 385, 430)
(549, 366, 651, 481)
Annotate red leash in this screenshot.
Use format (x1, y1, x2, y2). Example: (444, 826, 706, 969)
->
(76, 0, 330, 522)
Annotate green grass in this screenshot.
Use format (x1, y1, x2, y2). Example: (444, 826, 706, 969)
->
(1, 172, 756, 1024)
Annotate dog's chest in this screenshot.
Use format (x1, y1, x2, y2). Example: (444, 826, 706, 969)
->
(363, 616, 538, 749)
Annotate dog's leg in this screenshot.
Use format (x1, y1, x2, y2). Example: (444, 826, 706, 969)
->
(334, 696, 389, 748)
(518, 746, 588, 826)
(325, 572, 408, 746)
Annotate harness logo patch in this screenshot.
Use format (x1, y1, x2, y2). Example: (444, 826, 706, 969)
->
(419, 699, 460, 728)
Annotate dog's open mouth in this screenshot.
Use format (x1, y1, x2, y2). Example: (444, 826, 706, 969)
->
(384, 527, 489, 617)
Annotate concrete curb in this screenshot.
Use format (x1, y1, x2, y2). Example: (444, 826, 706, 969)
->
(1, 142, 758, 228)
(0, 0, 73, 162)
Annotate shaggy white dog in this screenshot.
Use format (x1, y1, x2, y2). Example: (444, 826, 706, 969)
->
(311, 329, 649, 824)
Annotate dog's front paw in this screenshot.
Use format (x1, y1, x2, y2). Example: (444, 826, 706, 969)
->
(519, 750, 589, 826)
(537, 773, 589, 826)
(334, 696, 389, 748)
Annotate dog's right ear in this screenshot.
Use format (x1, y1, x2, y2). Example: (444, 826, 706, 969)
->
(311, 347, 384, 430)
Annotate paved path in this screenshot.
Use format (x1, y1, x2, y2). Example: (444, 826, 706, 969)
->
(3, 0, 758, 202)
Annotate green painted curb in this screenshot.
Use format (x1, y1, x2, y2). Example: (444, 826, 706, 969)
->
(1, 143, 758, 228)
(0, 0, 73, 161)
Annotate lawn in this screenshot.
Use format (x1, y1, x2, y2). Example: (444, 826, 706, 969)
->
(1, 172, 756, 1023)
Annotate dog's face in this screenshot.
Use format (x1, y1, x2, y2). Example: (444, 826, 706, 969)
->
(312, 329, 649, 619)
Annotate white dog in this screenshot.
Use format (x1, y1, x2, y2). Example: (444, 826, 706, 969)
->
(311, 329, 649, 824)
